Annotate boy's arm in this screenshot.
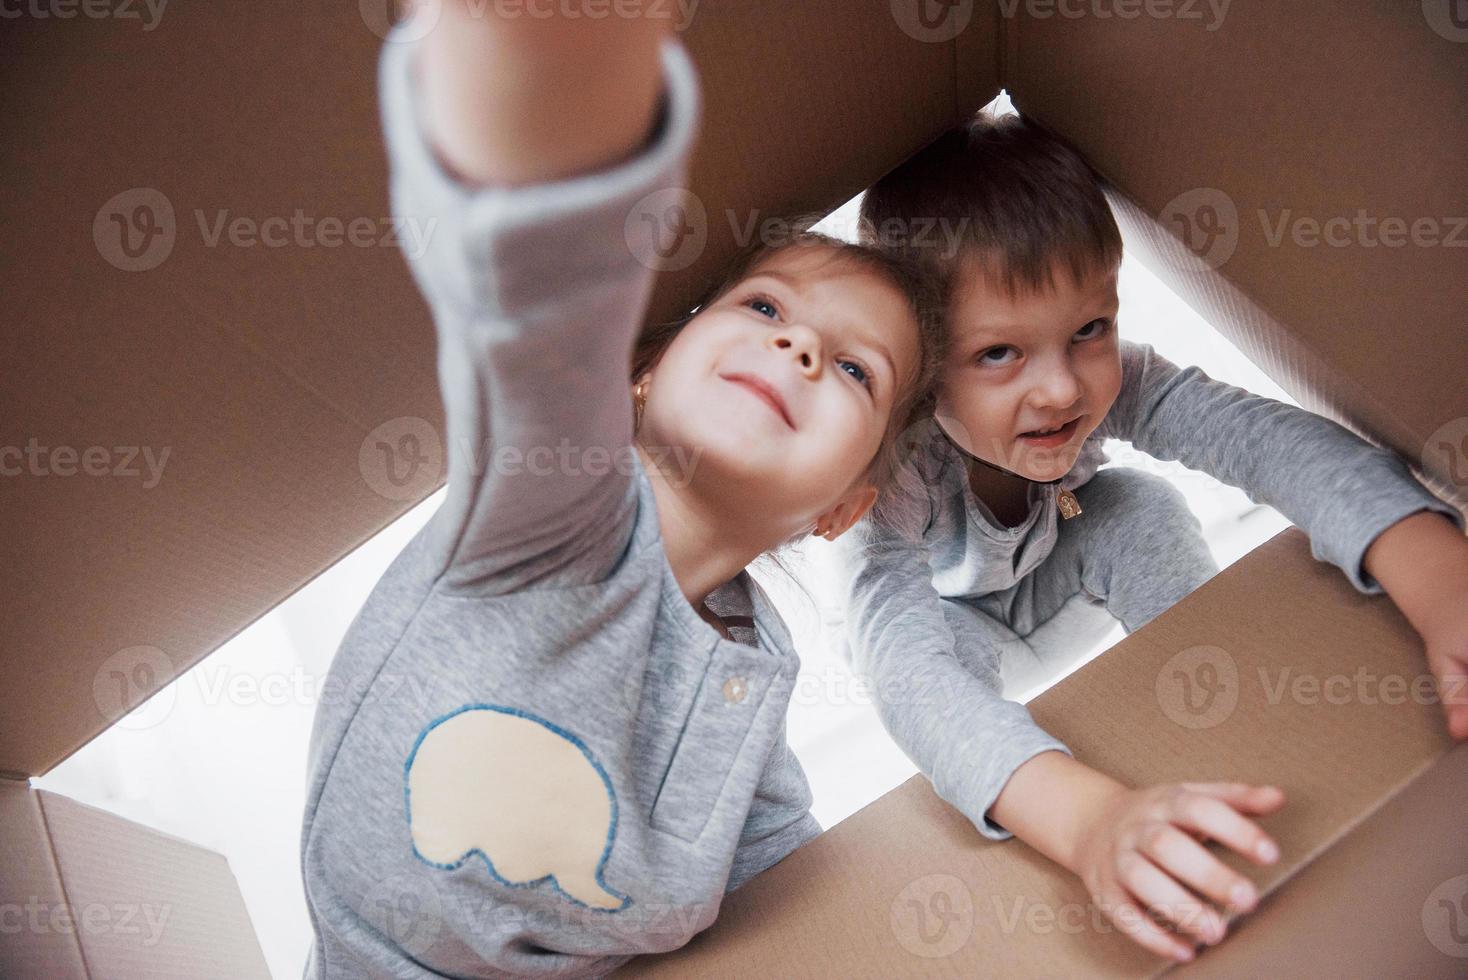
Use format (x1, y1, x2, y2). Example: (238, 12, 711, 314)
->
(1103, 341, 1464, 595)
(992, 751, 1285, 962)
(1363, 511, 1468, 738)
(1105, 342, 1468, 739)
(835, 475, 1283, 962)
(831, 453, 1072, 841)
(380, 9, 699, 593)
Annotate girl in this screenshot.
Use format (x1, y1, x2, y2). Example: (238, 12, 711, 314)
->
(300, 6, 941, 978)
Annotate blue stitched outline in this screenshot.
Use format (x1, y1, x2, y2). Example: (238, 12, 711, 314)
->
(402, 702, 632, 913)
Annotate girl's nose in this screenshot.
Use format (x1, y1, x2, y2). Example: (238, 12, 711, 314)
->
(768, 323, 822, 377)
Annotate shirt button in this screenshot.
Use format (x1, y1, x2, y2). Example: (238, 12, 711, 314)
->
(722, 676, 748, 704)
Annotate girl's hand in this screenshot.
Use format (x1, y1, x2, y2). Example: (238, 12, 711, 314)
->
(1069, 781, 1284, 963)
(419, 1, 669, 187)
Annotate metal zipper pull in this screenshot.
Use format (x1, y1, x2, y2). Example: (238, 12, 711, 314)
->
(1057, 487, 1083, 520)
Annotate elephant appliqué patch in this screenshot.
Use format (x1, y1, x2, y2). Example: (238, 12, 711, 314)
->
(404, 704, 631, 911)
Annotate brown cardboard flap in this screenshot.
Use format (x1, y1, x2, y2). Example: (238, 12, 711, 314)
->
(38, 790, 272, 979)
(619, 530, 1459, 976)
(0, 783, 270, 979)
(1, 5, 440, 778)
(1175, 741, 1468, 978)
(1003, 3, 1468, 508)
(654, 2, 1000, 324)
(0, 780, 88, 979)
(0, 0, 998, 781)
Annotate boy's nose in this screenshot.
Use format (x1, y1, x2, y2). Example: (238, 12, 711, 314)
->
(1028, 363, 1083, 410)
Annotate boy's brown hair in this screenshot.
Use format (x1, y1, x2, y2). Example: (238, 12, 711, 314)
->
(859, 111, 1124, 301)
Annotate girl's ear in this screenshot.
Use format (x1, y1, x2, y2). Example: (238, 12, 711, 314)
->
(811, 484, 879, 541)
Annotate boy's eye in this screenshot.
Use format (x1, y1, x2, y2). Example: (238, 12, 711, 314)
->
(978, 346, 1019, 366)
(1075, 318, 1109, 340)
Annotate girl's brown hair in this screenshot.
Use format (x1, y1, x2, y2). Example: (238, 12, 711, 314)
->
(632, 224, 947, 498)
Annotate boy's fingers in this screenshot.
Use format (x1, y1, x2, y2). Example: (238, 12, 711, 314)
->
(1422, 652, 1468, 738)
(1168, 793, 1280, 867)
(1099, 883, 1196, 963)
(1138, 823, 1257, 913)
(1448, 705, 1468, 740)
(1116, 852, 1226, 946)
(1180, 781, 1286, 814)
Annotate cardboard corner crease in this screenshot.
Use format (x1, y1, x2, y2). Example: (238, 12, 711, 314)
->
(1, 2, 1464, 977)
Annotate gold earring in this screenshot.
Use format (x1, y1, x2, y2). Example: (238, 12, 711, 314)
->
(632, 377, 650, 432)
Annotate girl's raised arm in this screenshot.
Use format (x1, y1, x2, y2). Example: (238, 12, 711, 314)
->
(377, 5, 700, 593)
(418, 1, 669, 187)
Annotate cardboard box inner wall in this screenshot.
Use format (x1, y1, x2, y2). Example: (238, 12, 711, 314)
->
(3, 1, 1464, 975)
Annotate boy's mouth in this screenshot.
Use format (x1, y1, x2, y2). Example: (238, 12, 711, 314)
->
(1017, 416, 1082, 448)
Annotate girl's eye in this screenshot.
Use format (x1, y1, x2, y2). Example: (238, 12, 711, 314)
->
(746, 296, 779, 319)
(1075, 318, 1110, 340)
(839, 359, 870, 388)
(978, 346, 1018, 366)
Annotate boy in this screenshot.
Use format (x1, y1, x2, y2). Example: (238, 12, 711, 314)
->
(834, 112, 1468, 963)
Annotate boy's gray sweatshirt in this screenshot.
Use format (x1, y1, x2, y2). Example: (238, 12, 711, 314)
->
(832, 339, 1462, 841)
(300, 29, 819, 979)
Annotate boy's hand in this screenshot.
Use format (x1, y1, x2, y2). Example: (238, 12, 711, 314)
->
(1069, 781, 1284, 963)
(1363, 510, 1468, 739)
(1423, 606, 1468, 739)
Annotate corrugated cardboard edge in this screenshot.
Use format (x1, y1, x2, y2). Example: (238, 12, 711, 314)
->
(1171, 741, 1468, 978)
(0, 786, 273, 980)
(1106, 190, 1468, 517)
(0, 779, 89, 978)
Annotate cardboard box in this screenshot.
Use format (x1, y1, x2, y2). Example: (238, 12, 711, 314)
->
(620, 530, 1468, 977)
(3, 1, 1464, 976)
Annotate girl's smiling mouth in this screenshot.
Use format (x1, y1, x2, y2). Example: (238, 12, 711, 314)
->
(720, 372, 796, 429)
